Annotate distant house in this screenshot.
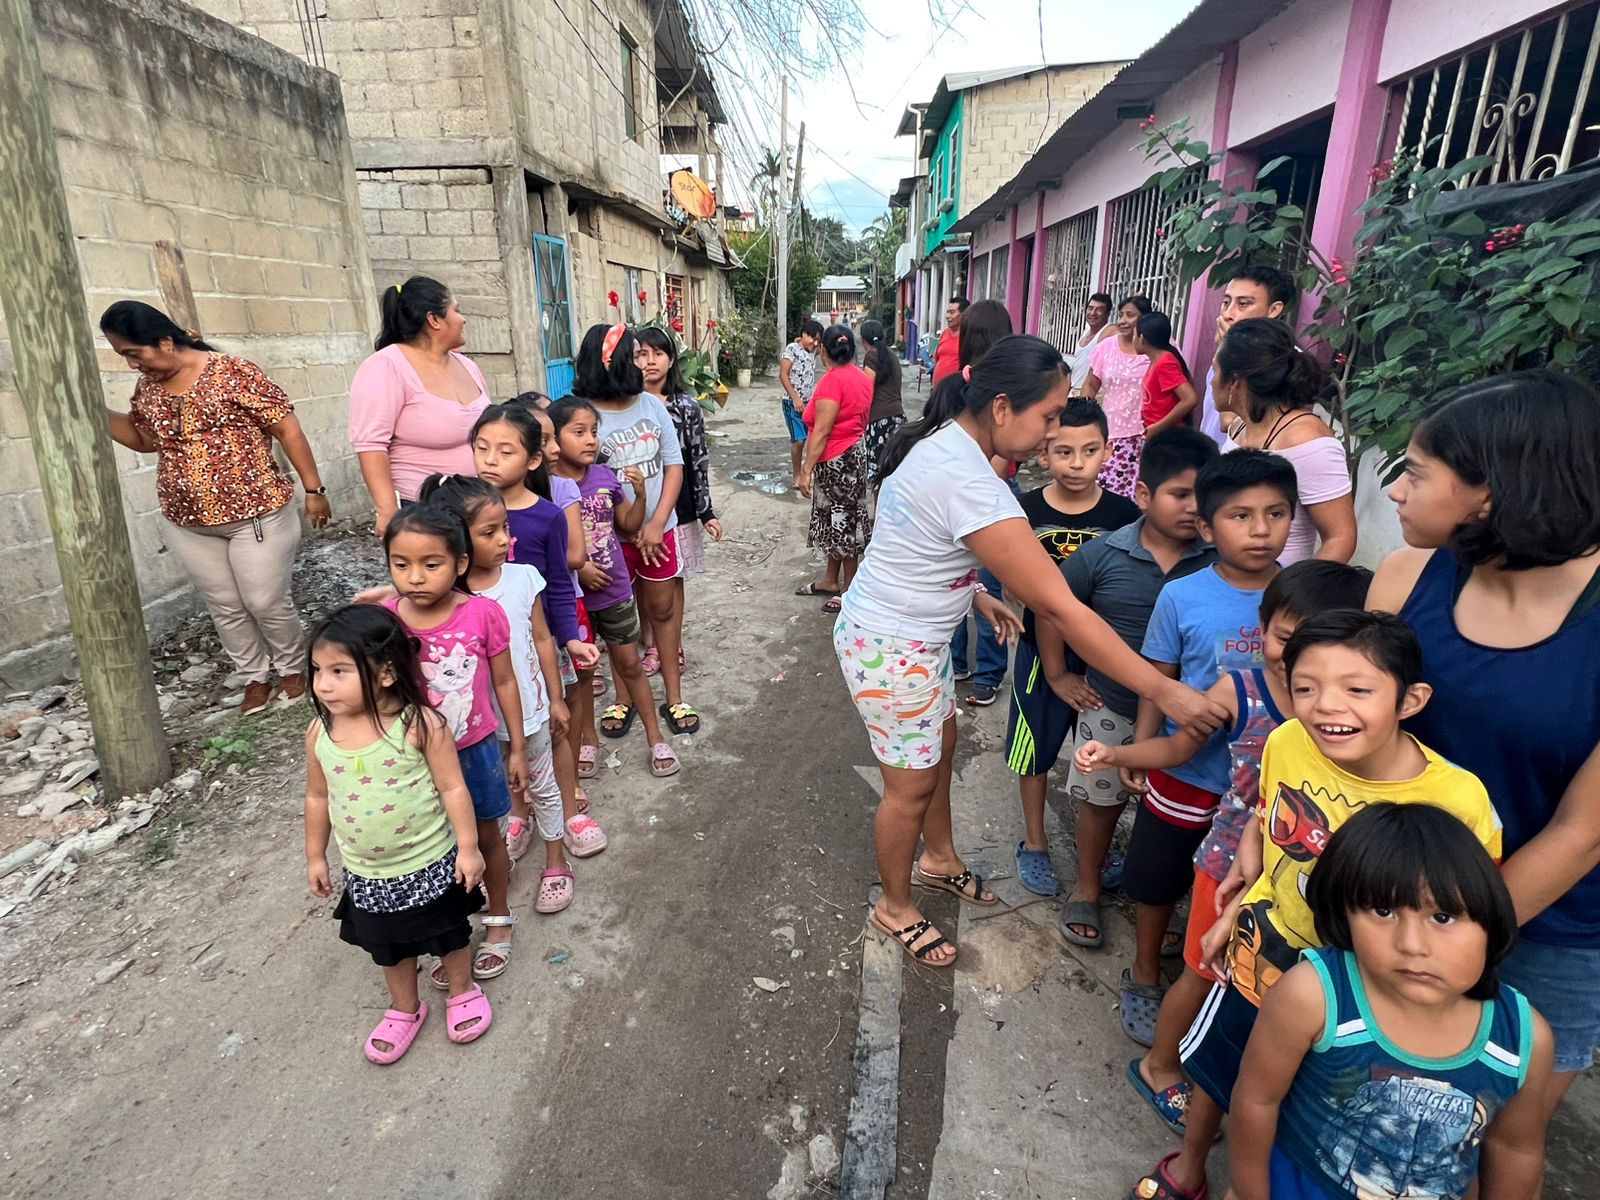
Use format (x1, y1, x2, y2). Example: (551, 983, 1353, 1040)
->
(815, 275, 868, 320)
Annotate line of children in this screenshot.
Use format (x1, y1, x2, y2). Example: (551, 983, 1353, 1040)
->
(1115, 450, 1299, 1044)
(1076, 559, 1372, 1132)
(416, 474, 578, 914)
(377, 504, 524, 987)
(1051, 429, 1222, 949)
(468, 402, 606, 859)
(574, 323, 698, 751)
(1128, 610, 1509, 1200)
(632, 326, 724, 695)
(1005, 399, 1139, 896)
(547, 394, 679, 777)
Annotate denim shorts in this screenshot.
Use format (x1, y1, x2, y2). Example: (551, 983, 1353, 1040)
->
(1497, 938, 1600, 1073)
(457, 735, 512, 822)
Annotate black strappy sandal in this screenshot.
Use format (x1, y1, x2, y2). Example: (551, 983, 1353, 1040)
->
(870, 911, 956, 968)
(912, 864, 999, 907)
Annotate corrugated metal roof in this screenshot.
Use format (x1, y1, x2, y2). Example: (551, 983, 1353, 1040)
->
(818, 275, 868, 292)
(952, 0, 1295, 233)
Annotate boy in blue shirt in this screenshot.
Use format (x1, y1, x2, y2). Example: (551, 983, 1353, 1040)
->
(1117, 450, 1297, 1047)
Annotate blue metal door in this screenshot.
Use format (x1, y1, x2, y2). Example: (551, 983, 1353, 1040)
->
(531, 234, 576, 396)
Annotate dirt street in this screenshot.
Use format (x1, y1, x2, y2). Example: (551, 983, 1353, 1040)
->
(1, 380, 1596, 1198)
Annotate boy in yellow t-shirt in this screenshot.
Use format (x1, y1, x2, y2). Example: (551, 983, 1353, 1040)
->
(1127, 610, 1499, 1200)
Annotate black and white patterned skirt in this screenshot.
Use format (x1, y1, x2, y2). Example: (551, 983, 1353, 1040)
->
(333, 847, 485, 967)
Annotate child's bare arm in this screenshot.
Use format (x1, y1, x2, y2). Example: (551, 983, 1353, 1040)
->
(614, 476, 647, 535)
(304, 721, 334, 896)
(417, 709, 483, 890)
(1077, 675, 1234, 773)
(488, 650, 526, 792)
(564, 504, 587, 570)
(1227, 963, 1324, 1200)
(530, 596, 567, 739)
(1478, 1012, 1554, 1199)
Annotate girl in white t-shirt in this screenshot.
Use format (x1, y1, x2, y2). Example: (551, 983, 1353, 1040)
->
(837, 334, 1227, 969)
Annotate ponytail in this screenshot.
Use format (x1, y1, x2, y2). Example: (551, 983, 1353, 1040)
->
(376, 275, 452, 351)
(821, 324, 855, 365)
(880, 334, 1067, 480)
(98, 300, 216, 352)
(1134, 311, 1190, 382)
(1215, 318, 1328, 422)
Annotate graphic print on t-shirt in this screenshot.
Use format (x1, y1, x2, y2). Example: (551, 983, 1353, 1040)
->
(601, 419, 665, 478)
(1318, 1070, 1489, 1200)
(420, 639, 478, 740)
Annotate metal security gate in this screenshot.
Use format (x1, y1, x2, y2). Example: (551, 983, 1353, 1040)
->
(532, 234, 576, 397)
(1101, 167, 1203, 331)
(1037, 208, 1098, 355)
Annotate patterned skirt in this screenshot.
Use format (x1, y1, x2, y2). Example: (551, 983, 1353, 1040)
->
(863, 414, 906, 489)
(808, 441, 871, 560)
(1099, 434, 1145, 500)
(334, 847, 485, 967)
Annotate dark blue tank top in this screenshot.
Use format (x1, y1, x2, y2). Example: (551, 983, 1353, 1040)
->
(1401, 549, 1600, 946)
(1275, 947, 1532, 1200)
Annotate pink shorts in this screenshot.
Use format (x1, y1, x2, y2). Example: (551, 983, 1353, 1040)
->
(621, 527, 681, 582)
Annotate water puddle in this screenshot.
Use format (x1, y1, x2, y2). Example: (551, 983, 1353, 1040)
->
(731, 470, 791, 496)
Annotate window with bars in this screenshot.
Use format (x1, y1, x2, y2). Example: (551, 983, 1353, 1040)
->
(991, 244, 1010, 305)
(1102, 168, 1204, 329)
(623, 267, 644, 324)
(1037, 209, 1099, 354)
(1386, 2, 1600, 185)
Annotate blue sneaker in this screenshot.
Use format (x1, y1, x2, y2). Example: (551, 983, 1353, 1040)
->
(1099, 851, 1125, 891)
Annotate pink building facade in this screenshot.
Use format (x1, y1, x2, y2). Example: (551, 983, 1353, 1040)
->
(956, 0, 1597, 376)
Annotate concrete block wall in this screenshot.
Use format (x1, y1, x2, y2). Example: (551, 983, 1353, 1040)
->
(505, 0, 664, 213)
(0, 0, 376, 687)
(569, 206, 666, 334)
(961, 64, 1125, 215)
(357, 166, 518, 399)
(190, 0, 492, 143)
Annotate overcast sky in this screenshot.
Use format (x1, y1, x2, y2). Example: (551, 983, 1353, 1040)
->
(733, 0, 1201, 234)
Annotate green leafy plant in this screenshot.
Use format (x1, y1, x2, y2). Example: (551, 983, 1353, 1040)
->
(1138, 117, 1321, 294)
(202, 734, 253, 766)
(1139, 120, 1600, 476)
(1304, 153, 1600, 473)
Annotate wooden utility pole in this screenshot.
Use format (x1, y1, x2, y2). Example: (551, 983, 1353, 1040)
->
(775, 76, 789, 363)
(0, 0, 170, 797)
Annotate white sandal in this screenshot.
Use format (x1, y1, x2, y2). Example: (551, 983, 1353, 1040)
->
(473, 914, 516, 980)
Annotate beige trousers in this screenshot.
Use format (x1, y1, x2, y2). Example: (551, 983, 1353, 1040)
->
(163, 501, 306, 683)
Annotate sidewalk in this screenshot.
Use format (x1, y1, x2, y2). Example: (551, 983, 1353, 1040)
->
(927, 693, 1600, 1198)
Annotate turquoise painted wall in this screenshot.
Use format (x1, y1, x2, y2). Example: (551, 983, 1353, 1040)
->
(921, 92, 964, 258)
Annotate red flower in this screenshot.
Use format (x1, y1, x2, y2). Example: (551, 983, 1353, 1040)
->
(1484, 241, 1496, 253)
(706, 318, 717, 330)
(607, 290, 619, 307)
(670, 318, 684, 332)
(638, 289, 648, 303)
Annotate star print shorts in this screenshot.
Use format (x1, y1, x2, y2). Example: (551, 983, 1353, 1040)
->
(833, 615, 956, 770)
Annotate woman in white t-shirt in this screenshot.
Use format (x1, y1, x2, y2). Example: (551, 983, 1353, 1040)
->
(836, 335, 1227, 968)
(1214, 319, 1357, 564)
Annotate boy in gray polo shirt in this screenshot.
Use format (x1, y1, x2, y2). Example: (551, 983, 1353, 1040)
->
(1036, 429, 1219, 951)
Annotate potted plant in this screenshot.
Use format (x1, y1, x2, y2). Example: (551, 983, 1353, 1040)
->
(717, 308, 758, 388)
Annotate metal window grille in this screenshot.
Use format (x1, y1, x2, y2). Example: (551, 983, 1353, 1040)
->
(970, 253, 990, 300)
(991, 244, 1010, 304)
(1038, 209, 1098, 354)
(1386, 2, 1600, 184)
(1102, 168, 1203, 329)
